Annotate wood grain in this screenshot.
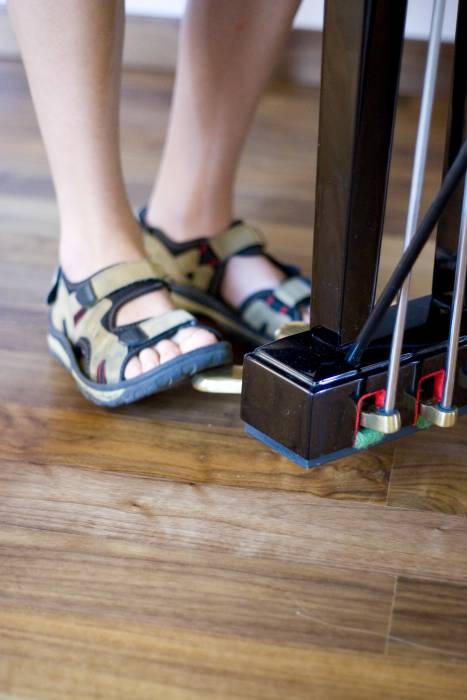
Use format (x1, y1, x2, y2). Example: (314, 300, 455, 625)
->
(388, 422, 467, 514)
(3, 610, 467, 700)
(388, 577, 467, 662)
(0, 527, 394, 653)
(1, 461, 466, 584)
(1, 59, 467, 699)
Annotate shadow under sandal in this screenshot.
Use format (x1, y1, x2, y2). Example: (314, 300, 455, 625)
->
(46, 259, 232, 407)
(139, 208, 311, 345)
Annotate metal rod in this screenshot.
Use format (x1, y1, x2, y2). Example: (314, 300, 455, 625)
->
(384, 0, 445, 414)
(441, 178, 467, 408)
(346, 138, 467, 366)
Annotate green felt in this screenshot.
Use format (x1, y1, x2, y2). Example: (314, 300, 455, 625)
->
(416, 415, 432, 429)
(355, 428, 385, 450)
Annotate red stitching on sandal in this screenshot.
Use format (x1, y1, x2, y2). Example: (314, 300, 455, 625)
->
(73, 307, 86, 325)
(96, 360, 106, 384)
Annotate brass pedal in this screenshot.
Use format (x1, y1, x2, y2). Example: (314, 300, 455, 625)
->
(192, 322, 308, 394)
(191, 365, 243, 394)
(419, 400, 458, 428)
(359, 408, 401, 434)
(275, 321, 309, 340)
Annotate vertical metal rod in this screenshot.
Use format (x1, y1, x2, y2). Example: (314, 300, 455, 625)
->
(441, 178, 467, 408)
(384, 0, 445, 413)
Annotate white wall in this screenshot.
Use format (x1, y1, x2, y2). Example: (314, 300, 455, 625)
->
(126, 0, 458, 41)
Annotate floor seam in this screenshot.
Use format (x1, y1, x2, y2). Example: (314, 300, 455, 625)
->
(384, 576, 399, 656)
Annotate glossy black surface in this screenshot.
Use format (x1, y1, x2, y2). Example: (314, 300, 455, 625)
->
(241, 299, 467, 463)
(241, 0, 467, 466)
(255, 298, 465, 387)
(310, 0, 407, 345)
(433, 0, 467, 301)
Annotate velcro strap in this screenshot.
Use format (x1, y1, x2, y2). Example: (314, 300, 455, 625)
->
(241, 299, 288, 339)
(81, 260, 164, 306)
(209, 223, 265, 261)
(137, 309, 195, 342)
(273, 277, 310, 307)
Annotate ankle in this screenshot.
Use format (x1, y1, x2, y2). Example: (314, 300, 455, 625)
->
(59, 221, 145, 282)
(145, 197, 232, 243)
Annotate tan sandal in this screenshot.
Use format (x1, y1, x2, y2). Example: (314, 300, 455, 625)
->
(140, 208, 311, 345)
(47, 259, 232, 406)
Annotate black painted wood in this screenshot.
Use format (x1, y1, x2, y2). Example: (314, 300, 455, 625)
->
(310, 0, 407, 345)
(432, 0, 467, 303)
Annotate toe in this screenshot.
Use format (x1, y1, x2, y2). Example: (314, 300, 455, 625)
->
(139, 347, 161, 374)
(124, 356, 143, 380)
(174, 326, 218, 354)
(155, 338, 181, 365)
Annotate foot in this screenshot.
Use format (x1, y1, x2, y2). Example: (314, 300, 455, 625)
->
(220, 254, 309, 322)
(61, 237, 217, 380)
(143, 211, 310, 322)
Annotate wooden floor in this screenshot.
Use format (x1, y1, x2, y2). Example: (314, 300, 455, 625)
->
(1, 59, 467, 699)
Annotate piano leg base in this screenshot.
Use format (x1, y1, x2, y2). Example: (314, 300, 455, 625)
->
(245, 409, 467, 469)
(240, 298, 467, 468)
(245, 422, 411, 469)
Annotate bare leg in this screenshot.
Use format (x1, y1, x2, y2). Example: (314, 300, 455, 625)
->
(9, 0, 216, 379)
(145, 0, 303, 311)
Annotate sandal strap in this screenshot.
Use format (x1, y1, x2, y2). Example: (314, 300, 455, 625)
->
(69, 259, 165, 307)
(75, 305, 200, 384)
(136, 308, 194, 341)
(141, 210, 267, 298)
(271, 277, 310, 307)
(119, 308, 200, 381)
(140, 208, 265, 263)
(208, 221, 265, 261)
(239, 275, 310, 339)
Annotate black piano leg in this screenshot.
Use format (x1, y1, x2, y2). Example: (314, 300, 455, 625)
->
(241, 0, 407, 466)
(432, 0, 467, 309)
(310, 0, 407, 345)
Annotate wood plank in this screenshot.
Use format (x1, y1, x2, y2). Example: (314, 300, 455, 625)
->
(0, 528, 394, 653)
(0, 395, 393, 500)
(0, 461, 466, 583)
(1, 609, 467, 700)
(388, 424, 467, 515)
(388, 577, 467, 662)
